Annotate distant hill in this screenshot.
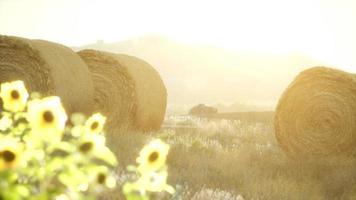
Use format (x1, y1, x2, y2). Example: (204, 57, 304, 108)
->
(74, 35, 325, 111)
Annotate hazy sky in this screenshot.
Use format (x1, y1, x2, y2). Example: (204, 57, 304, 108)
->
(1, 0, 356, 72)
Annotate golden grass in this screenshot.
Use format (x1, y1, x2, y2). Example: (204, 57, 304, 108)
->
(103, 114, 356, 200)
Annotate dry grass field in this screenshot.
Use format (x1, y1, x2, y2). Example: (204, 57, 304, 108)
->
(102, 113, 356, 200)
(3, 1, 356, 199)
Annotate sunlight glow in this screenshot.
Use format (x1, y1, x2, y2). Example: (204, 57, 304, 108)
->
(0, 0, 356, 71)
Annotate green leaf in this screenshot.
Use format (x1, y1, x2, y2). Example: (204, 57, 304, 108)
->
(125, 194, 150, 200)
(94, 147, 118, 166)
(15, 185, 30, 197)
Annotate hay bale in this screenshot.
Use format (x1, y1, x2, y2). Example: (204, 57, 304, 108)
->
(0, 35, 95, 114)
(78, 50, 167, 132)
(275, 67, 356, 160)
(76, 50, 137, 133)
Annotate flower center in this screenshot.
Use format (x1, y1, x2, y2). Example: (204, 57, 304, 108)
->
(91, 121, 99, 130)
(79, 142, 93, 153)
(2, 150, 16, 163)
(148, 151, 159, 163)
(97, 173, 106, 184)
(10, 90, 20, 99)
(43, 110, 54, 123)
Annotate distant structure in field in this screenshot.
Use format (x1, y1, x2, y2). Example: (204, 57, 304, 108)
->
(189, 104, 218, 116)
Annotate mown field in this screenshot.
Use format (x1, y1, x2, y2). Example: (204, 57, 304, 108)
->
(102, 112, 356, 200)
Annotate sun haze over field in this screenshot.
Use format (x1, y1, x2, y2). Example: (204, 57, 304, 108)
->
(1, 0, 356, 110)
(3, 1, 356, 199)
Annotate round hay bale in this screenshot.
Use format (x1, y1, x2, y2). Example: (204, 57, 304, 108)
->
(275, 66, 356, 160)
(0, 35, 95, 115)
(77, 50, 137, 133)
(78, 50, 167, 132)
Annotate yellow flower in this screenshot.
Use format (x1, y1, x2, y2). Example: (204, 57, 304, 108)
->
(78, 134, 105, 154)
(0, 80, 29, 112)
(90, 166, 116, 189)
(137, 139, 170, 173)
(55, 194, 70, 200)
(0, 137, 24, 170)
(137, 170, 175, 194)
(77, 133, 118, 165)
(84, 113, 106, 134)
(27, 96, 67, 140)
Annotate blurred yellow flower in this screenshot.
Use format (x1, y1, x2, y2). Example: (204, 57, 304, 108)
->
(70, 113, 86, 126)
(137, 139, 169, 173)
(77, 133, 117, 166)
(137, 170, 175, 194)
(0, 80, 29, 112)
(78, 134, 105, 154)
(90, 166, 116, 189)
(0, 137, 24, 170)
(27, 96, 67, 140)
(84, 113, 106, 134)
(55, 194, 70, 200)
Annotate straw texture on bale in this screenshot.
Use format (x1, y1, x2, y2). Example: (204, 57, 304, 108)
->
(0, 35, 95, 114)
(78, 50, 167, 132)
(275, 67, 356, 160)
